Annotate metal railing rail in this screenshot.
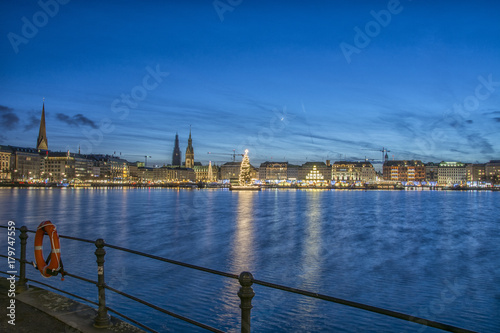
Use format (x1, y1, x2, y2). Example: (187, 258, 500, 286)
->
(0, 268, 157, 333)
(0, 225, 477, 333)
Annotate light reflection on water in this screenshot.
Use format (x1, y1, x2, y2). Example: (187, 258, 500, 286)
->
(232, 192, 256, 272)
(0, 188, 499, 332)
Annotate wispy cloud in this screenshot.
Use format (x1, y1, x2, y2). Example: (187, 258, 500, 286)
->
(0, 105, 14, 112)
(0, 105, 19, 130)
(466, 134, 494, 154)
(24, 113, 39, 131)
(56, 113, 98, 129)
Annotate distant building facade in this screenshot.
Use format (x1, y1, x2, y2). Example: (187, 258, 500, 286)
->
(287, 164, 299, 180)
(383, 160, 425, 182)
(258, 162, 288, 182)
(42, 152, 94, 181)
(0, 147, 11, 180)
(194, 163, 219, 181)
(298, 162, 331, 182)
(10, 147, 42, 181)
(331, 161, 376, 183)
(220, 161, 257, 184)
(466, 164, 486, 184)
(438, 161, 466, 186)
(424, 162, 439, 183)
(90, 155, 130, 181)
(137, 166, 195, 182)
(485, 160, 500, 183)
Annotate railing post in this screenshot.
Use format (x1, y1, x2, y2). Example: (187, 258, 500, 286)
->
(238, 271, 255, 333)
(16, 226, 28, 292)
(94, 238, 110, 328)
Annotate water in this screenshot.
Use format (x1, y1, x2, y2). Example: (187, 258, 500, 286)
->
(0, 188, 499, 332)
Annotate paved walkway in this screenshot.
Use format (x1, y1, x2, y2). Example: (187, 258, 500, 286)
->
(1, 278, 145, 333)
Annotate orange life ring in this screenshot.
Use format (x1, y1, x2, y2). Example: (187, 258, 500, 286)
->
(34, 220, 62, 278)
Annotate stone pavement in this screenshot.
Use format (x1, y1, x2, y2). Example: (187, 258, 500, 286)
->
(0, 278, 145, 333)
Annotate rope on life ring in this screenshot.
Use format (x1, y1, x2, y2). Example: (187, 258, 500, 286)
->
(34, 220, 65, 279)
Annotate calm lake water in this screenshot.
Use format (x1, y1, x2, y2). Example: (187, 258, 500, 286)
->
(0, 188, 499, 332)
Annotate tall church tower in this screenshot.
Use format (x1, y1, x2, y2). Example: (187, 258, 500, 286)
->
(172, 133, 181, 166)
(185, 127, 194, 168)
(36, 102, 48, 150)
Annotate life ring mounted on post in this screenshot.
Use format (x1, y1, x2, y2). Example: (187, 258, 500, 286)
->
(34, 220, 65, 279)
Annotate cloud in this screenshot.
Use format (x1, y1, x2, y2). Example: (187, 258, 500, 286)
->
(0, 105, 14, 112)
(0, 106, 19, 130)
(56, 113, 98, 129)
(24, 114, 39, 131)
(466, 134, 494, 154)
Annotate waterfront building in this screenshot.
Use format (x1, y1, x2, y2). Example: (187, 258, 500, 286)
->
(9, 146, 42, 181)
(383, 160, 425, 183)
(258, 162, 288, 182)
(154, 167, 183, 182)
(485, 160, 500, 183)
(185, 128, 194, 168)
(172, 133, 182, 166)
(0, 147, 11, 180)
(298, 162, 331, 183)
(424, 162, 439, 183)
(466, 163, 486, 184)
(437, 161, 466, 186)
(42, 151, 93, 181)
(44, 152, 72, 181)
(361, 163, 377, 182)
(127, 162, 140, 182)
(178, 167, 196, 181)
(36, 103, 48, 151)
(194, 163, 219, 181)
(90, 155, 129, 181)
(136, 166, 195, 182)
(136, 167, 154, 182)
(220, 161, 257, 184)
(287, 164, 299, 181)
(331, 161, 376, 184)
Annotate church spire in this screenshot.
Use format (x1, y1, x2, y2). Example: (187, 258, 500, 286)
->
(36, 102, 48, 150)
(185, 126, 194, 168)
(172, 132, 181, 166)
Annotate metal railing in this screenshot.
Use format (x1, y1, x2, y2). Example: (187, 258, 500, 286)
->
(0, 225, 477, 333)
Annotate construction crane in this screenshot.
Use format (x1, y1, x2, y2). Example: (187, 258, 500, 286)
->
(207, 150, 244, 162)
(362, 147, 391, 162)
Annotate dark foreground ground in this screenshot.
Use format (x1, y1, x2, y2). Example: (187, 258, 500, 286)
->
(0, 278, 144, 333)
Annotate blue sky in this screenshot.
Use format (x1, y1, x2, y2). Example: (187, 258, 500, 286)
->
(1, 0, 499, 166)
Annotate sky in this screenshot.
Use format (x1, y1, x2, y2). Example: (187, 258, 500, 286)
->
(1, 0, 499, 167)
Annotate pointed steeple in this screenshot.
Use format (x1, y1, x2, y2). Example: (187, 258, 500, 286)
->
(36, 102, 48, 150)
(185, 126, 194, 168)
(188, 126, 192, 146)
(172, 132, 182, 166)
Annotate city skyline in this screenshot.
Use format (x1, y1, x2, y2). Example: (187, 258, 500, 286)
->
(1, 1, 500, 166)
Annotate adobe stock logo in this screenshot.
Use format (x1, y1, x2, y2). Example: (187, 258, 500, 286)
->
(7, 0, 71, 54)
(213, 0, 242, 22)
(339, 0, 405, 64)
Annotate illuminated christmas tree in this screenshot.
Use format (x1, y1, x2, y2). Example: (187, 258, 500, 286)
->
(239, 149, 252, 186)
